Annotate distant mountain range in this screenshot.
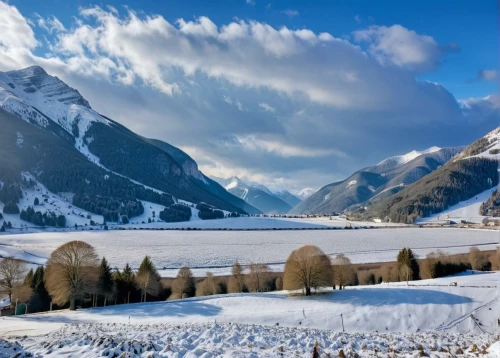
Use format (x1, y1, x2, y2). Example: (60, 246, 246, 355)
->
(290, 146, 464, 215)
(210, 176, 301, 214)
(0, 65, 261, 225)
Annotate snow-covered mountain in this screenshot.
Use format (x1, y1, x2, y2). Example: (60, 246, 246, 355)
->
(273, 190, 301, 207)
(364, 127, 500, 223)
(290, 146, 463, 215)
(376, 146, 442, 171)
(211, 176, 293, 214)
(0, 66, 261, 228)
(296, 188, 315, 200)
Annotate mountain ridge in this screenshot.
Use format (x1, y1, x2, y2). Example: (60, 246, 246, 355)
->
(290, 146, 464, 215)
(0, 66, 259, 222)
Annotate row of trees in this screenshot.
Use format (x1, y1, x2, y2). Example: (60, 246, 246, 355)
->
(1, 242, 496, 315)
(358, 246, 497, 285)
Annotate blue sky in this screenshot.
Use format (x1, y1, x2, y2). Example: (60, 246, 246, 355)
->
(1, 0, 498, 192)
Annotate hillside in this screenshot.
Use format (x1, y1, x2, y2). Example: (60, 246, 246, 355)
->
(364, 127, 500, 223)
(290, 147, 462, 215)
(0, 66, 255, 225)
(211, 176, 292, 213)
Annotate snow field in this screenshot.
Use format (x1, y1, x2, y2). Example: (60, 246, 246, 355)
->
(0, 322, 496, 357)
(1, 228, 499, 277)
(0, 228, 498, 277)
(2, 272, 500, 356)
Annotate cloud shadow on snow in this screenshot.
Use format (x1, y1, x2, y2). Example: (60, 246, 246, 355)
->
(88, 300, 223, 318)
(320, 288, 474, 306)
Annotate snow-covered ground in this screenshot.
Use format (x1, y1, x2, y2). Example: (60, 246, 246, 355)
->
(416, 186, 497, 225)
(0, 228, 497, 277)
(1, 272, 500, 356)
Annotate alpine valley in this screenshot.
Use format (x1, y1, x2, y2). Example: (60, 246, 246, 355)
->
(0, 65, 498, 229)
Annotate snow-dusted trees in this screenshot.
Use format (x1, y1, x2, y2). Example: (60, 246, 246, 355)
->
(45, 241, 99, 310)
(283, 245, 332, 296)
(0, 258, 27, 302)
(397, 248, 419, 282)
(135, 256, 161, 302)
(173, 267, 196, 298)
(332, 254, 354, 290)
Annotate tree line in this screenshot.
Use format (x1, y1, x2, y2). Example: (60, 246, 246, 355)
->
(20, 205, 66, 227)
(0, 242, 496, 315)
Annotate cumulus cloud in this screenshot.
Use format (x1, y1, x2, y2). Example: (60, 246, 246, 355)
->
(0, 1, 496, 191)
(353, 25, 459, 72)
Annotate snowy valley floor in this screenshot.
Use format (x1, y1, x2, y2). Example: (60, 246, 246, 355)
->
(2, 272, 500, 356)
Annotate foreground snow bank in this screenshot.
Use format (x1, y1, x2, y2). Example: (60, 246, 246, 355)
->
(1, 322, 497, 357)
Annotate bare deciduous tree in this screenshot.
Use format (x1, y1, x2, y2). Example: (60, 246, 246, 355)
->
(229, 260, 245, 293)
(469, 247, 489, 271)
(45, 241, 99, 310)
(283, 245, 332, 296)
(0, 258, 27, 302)
(332, 254, 353, 290)
(275, 276, 283, 291)
(173, 267, 195, 298)
(246, 263, 270, 292)
(196, 272, 220, 296)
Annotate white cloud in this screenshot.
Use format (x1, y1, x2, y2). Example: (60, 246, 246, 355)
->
(234, 135, 343, 158)
(223, 95, 233, 105)
(0, 1, 496, 191)
(353, 25, 459, 72)
(354, 15, 361, 24)
(258, 102, 275, 113)
(0, 2, 38, 50)
(246, 0, 255, 5)
(235, 98, 244, 111)
(34, 13, 66, 34)
(283, 9, 299, 17)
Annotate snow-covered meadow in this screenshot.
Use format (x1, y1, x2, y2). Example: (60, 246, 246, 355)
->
(1, 272, 500, 357)
(0, 228, 498, 277)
